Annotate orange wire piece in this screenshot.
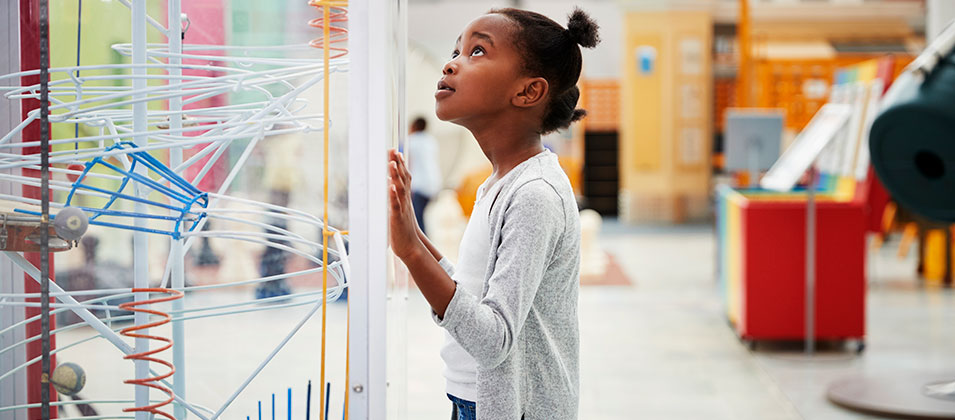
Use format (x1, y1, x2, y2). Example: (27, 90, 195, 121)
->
(308, 1, 349, 58)
(118, 288, 184, 420)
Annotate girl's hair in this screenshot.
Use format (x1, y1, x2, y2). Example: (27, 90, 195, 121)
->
(490, 7, 600, 134)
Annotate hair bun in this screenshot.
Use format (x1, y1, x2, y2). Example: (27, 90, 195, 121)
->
(570, 109, 587, 123)
(567, 8, 600, 49)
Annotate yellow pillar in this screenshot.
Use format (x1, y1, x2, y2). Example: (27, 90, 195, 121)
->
(619, 10, 713, 223)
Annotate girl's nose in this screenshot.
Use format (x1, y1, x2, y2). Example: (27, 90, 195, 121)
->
(442, 59, 456, 75)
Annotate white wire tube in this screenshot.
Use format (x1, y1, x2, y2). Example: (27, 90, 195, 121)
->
(0, 265, 339, 303)
(186, 139, 237, 187)
(0, 119, 319, 159)
(181, 231, 334, 268)
(0, 77, 323, 147)
(0, 111, 320, 150)
(209, 298, 324, 420)
(184, 69, 332, 186)
(1, 73, 240, 99)
(21, 164, 126, 181)
(0, 396, 216, 420)
(2, 62, 335, 113)
(3, 251, 135, 354)
(0, 61, 326, 98)
(0, 272, 324, 303)
(0, 126, 316, 170)
(112, 44, 349, 67)
(0, 290, 131, 299)
(0, 399, 209, 418)
(202, 209, 328, 233)
(156, 191, 347, 288)
(207, 194, 340, 231)
(0, 173, 113, 198)
(0, 292, 132, 338)
(0, 318, 132, 384)
(0, 302, 125, 311)
(176, 291, 343, 323)
(169, 289, 344, 316)
(0, 315, 124, 358)
(0, 284, 344, 359)
(0, 193, 66, 209)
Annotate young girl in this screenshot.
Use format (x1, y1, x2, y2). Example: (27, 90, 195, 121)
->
(388, 8, 599, 420)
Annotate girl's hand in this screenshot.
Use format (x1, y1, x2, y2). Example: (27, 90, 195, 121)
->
(388, 149, 423, 260)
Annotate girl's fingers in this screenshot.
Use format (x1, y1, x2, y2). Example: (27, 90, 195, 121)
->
(390, 161, 403, 187)
(398, 154, 412, 185)
(389, 184, 401, 212)
(393, 153, 411, 185)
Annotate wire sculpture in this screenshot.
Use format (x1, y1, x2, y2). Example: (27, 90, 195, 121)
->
(0, 1, 352, 419)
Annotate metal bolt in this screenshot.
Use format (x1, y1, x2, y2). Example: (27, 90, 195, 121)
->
(353, 384, 364, 393)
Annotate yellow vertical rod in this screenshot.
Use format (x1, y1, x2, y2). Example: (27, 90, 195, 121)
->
(320, 3, 331, 420)
(737, 0, 752, 108)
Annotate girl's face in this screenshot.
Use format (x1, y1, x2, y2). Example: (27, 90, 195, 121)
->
(435, 14, 525, 125)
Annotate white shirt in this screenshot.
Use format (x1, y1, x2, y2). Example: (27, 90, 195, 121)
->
(440, 178, 501, 401)
(406, 131, 442, 198)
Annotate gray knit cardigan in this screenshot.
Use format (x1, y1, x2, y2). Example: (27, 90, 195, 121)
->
(434, 150, 580, 420)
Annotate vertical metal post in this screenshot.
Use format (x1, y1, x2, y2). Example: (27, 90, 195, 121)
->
(19, 0, 58, 417)
(348, 0, 389, 416)
(167, 1, 187, 418)
(37, 0, 51, 418)
(805, 166, 817, 356)
(131, 1, 150, 419)
(748, 138, 759, 189)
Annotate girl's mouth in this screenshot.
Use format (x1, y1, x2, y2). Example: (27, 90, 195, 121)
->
(436, 80, 455, 99)
(437, 80, 455, 92)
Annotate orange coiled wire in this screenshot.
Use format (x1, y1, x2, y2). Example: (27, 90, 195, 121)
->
(307, 1, 349, 58)
(118, 288, 184, 420)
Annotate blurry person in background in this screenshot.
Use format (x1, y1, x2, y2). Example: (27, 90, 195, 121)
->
(407, 116, 443, 234)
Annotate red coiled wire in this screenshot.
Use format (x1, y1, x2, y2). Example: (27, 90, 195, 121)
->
(119, 288, 184, 420)
(307, 0, 349, 58)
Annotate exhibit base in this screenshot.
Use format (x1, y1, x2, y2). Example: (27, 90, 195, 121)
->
(828, 373, 955, 419)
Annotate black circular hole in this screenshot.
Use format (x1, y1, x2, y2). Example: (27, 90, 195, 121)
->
(915, 151, 945, 180)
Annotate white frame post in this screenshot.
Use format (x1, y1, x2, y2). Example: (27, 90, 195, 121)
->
(167, 1, 187, 418)
(348, 0, 391, 416)
(0, 1, 26, 418)
(130, 1, 150, 419)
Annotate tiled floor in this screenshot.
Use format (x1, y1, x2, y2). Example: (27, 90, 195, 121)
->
(561, 222, 953, 420)
(49, 223, 955, 420)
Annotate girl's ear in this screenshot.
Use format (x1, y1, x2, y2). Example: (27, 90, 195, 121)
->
(512, 77, 549, 108)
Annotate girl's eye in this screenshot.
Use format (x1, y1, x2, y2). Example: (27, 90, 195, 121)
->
(451, 50, 460, 59)
(471, 46, 485, 56)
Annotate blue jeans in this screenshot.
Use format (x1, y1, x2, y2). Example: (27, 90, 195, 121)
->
(448, 394, 476, 420)
(411, 192, 430, 235)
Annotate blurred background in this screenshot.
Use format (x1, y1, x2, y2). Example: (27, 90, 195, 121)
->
(404, 0, 955, 419)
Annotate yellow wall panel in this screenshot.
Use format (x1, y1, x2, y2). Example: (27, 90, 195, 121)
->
(619, 10, 712, 223)
(623, 33, 664, 171)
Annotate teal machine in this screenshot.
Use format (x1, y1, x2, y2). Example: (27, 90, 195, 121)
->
(828, 21, 955, 419)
